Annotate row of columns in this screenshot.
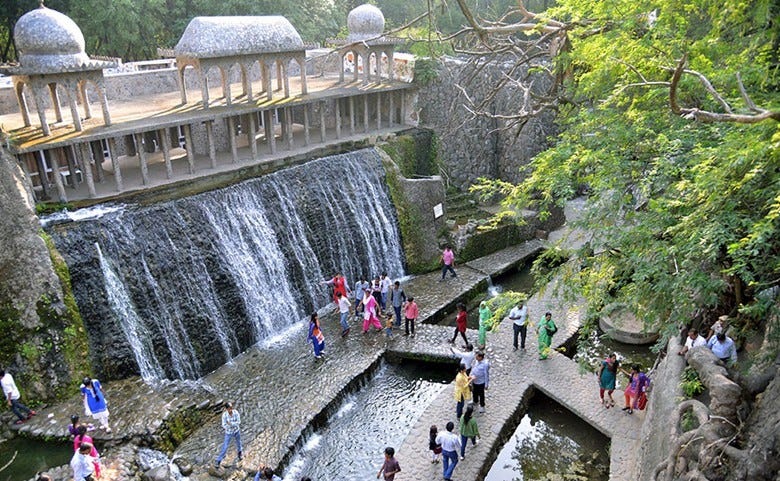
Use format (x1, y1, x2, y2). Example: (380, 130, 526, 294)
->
(339, 47, 396, 84)
(25, 90, 408, 202)
(177, 55, 308, 108)
(12, 74, 112, 136)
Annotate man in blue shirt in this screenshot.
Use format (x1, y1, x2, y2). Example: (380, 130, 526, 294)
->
(707, 332, 737, 366)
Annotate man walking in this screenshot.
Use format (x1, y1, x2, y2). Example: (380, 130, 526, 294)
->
(509, 300, 528, 351)
(1, 369, 35, 425)
(389, 281, 406, 327)
(435, 421, 461, 481)
(215, 402, 242, 467)
(337, 292, 351, 336)
(471, 351, 490, 413)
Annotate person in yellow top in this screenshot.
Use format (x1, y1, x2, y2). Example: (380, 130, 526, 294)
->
(453, 363, 474, 419)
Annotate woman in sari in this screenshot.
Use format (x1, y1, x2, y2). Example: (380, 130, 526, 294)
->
(307, 313, 326, 359)
(536, 312, 556, 360)
(360, 289, 383, 333)
(477, 301, 492, 349)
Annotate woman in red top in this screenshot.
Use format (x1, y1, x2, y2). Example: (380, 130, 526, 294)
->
(73, 425, 101, 478)
(449, 303, 469, 346)
(322, 273, 348, 304)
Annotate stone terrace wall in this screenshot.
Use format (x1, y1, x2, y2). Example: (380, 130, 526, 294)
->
(637, 337, 685, 481)
(416, 56, 558, 190)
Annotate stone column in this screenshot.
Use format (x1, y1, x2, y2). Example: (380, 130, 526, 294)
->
(303, 104, 310, 146)
(205, 121, 217, 168)
(248, 112, 258, 160)
(282, 62, 290, 98)
(177, 66, 188, 104)
(227, 117, 238, 163)
(78, 143, 97, 197)
(349, 96, 355, 136)
(339, 53, 345, 83)
(159, 129, 173, 179)
(363, 94, 369, 133)
(90, 141, 105, 183)
(241, 63, 253, 101)
(48, 149, 68, 202)
(285, 107, 293, 149)
(79, 81, 93, 119)
(133, 133, 149, 185)
(387, 50, 395, 81)
(389, 93, 395, 127)
(335, 99, 342, 139)
(354, 53, 360, 82)
(319, 101, 326, 143)
(276, 62, 283, 91)
(220, 66, 232, 106)
(48, 83, 63, 123)
(107, 138, 123, 191)
(400, 91, 407, 125)
(14, 83, 31, 127)
(264, 110, 276, 154)
(183, 124, 196, 174)
(200, 68, 210, 108)
(363, 53, 371, 84)
(263, 62, 273, 101)
(98, 85, 112, 126)
(376, 93, 382, 130)
(32, 86, 50, 136)
(34, 151, 51, 199)
(299, 56, 308, 95)
(66, 89, 83, 131)
(65, 146, 79, 187)
(124, 134, 137, 157)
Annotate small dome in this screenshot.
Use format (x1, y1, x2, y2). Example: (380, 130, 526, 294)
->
(14, 6, 90, 73)
(347, 4, 385, 42)
(175, 16, 305, 58)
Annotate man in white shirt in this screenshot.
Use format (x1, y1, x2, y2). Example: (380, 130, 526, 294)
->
(435, 421, 461, 481)
(1, 369, 35, 424)
(380, 273, 392, 311)
(508, 301, 528, 351)
(70, 443, 96, 480)
(677, 328, 707, 356)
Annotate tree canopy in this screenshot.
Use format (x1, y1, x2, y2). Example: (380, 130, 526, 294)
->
(461, 0, 779, 343)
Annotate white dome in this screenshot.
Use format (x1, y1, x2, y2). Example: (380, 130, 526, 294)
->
(14, 6, 90, 73)
(347, 4, 385, 42)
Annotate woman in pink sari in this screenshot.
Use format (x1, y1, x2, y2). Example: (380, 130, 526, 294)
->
(360, 289, 382, 333)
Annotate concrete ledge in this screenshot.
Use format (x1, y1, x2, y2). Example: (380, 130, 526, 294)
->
(600, 303, 659, 345)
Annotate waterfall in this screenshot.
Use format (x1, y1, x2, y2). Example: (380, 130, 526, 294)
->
(49, 149, 405, 380)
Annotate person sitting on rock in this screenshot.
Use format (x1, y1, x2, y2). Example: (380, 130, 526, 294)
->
(254, 465, 282, 481)
(707, 332, 737, 366)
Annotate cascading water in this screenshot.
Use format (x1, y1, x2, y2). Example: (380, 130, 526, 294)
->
(49, 149, 405, 380)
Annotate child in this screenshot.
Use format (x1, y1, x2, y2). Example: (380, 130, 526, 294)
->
(376, 446, 401, 480)
(385, 314, 394, 338)
(428, 425, 442, 463)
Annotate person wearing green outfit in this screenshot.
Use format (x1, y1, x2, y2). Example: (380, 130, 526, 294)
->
(536, 312, 557, 360)
(458, 405, 480, 460)
(477, 301, 492, 349)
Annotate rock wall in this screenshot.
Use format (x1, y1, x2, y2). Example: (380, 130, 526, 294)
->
(416, 56, 558, 190)
(0, 147, 90, 399)
(637, 337, 685, 481)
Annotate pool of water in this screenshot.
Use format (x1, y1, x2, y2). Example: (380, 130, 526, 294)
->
(281, 360, 451, 481)
(575, 328, 658, 373)
(0, 437, 73, 481)
(485, 392, 610, 481)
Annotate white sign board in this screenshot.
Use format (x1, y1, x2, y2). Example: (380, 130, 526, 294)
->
(433, 203, 444, 219)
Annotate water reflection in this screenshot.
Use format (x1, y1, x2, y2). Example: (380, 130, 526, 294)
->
(485, 393, 609, 481)
(282, 360, 450, 481)
(0, 437, 72, 481)
(575, 329, 658, 373)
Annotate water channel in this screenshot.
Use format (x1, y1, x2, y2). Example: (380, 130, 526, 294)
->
(485, 392, 610, 481)
(281, 359, 451, 481)
(0, 437, 72, 481)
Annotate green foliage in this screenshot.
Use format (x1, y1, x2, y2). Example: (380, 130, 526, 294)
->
(480, 0, 780, 338)
(413, 57, 440, 86)
(680, 408, 699, 432)
(680, 366, 705, 398)
(483, 291, 528, 330)
(35, 202, 74, 216)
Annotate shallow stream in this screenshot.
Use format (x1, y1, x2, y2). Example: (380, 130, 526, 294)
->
(0, 437, 72, 481)
(485, 392, 610, 481)
(281, 360, 450, 481)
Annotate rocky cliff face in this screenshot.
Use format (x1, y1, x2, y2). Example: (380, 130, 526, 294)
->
(0, 147, 90, 400)
(416, 57, 558, 190)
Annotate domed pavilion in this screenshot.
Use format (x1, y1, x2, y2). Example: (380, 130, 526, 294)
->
(10, 3, 115, 136)
(329, 4, 401, 84)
